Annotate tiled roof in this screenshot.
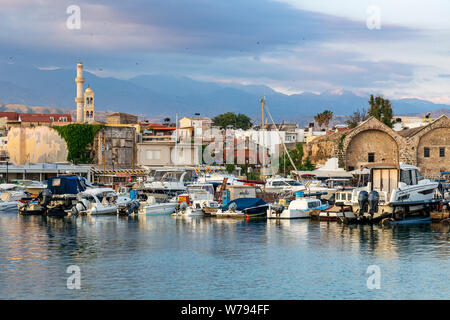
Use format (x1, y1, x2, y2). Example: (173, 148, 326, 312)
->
(144, 123, 176, 130)
(18, 113, 72, 122)
(396, 126, 424, 138)
(0, 112, 19, 120)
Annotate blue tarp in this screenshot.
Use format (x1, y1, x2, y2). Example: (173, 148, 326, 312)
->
(47, 176, 86, 195)
(219, 198, 267, 211)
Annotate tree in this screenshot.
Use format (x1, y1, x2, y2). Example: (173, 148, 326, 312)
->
(346, 108, 368, 129)
(368, 95, 394, 127)
(225, 164, 235, 174)
(314, 110, 333, 129)
(321, 110, 333, 129)
(278, 143, 315, 174)
(212, 112, 252, 130)
(314, 113, 323, 129)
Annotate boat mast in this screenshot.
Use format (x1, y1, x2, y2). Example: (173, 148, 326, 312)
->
(260, 97, 266, 179)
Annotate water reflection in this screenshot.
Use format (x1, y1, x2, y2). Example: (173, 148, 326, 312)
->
(0, 212, 449, 299)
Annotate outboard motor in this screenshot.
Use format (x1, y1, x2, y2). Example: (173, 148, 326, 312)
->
(368, 190, 379, 218)
(358, 190, 369, 217)
(40, 189, 52, 207)
(126, 199, 140, 215)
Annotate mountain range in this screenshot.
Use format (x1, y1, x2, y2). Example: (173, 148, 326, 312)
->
(0, 63, 449, 124)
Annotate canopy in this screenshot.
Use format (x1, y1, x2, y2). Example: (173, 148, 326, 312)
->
(47, 176, 86, 195)
(220, 198, 267, 211)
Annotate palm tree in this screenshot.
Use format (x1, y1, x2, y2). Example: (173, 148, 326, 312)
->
(314, 113, 323, 129)
(322, 110, 333, 129)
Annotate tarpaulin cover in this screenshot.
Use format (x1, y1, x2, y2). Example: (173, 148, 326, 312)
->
(47, 176, 86, 195)
(219, 197, 267, 211)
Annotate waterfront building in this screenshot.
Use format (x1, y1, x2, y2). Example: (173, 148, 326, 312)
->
(306, 115, 450, 178)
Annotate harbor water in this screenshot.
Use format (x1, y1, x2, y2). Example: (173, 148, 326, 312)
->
(0, 212, 449, 299)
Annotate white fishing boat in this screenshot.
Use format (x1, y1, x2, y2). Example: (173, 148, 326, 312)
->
(0, 184, 30, 212)
(267, 193, 330, 219)
(172, 183, 218, 217)
(138, 196, 177, 215)
(72, 188, 119, 215)
(351, 163, 439, 221)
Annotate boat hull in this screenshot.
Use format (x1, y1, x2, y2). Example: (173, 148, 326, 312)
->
(139, 203, 177, 215)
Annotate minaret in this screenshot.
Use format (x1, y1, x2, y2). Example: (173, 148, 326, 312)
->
(75, 62, 85, 123)
(84, 87, 95, 123)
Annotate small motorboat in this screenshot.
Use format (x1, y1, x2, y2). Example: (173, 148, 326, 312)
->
(267, 196, 330, 219)
(0, 192, 26, 212)
(138, 196, 177, 215)
(19, 176, 86, 216)
(172, 183, 219, 217)
(213, 198, 268, 219)
(71, 188, 119, 215)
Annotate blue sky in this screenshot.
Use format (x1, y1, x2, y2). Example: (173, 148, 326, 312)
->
(2, 0, 450, 103)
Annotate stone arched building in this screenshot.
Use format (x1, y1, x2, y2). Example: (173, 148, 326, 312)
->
(339, 117, 407, 171)
(335, 115, 450, 178)
(306, 115, 449, 178)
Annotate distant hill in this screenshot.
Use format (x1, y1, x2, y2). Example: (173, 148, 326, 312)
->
(1, 63, 450, 122)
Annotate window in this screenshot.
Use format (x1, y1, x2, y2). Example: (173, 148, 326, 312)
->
(440, 147, 445, 158)
(368, 153, 375, 162)
(400, 169, 412, 185)
(146, 150, 161, 160)
(424, 147, 430, 158)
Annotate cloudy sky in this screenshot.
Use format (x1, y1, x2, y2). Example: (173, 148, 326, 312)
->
(2, 0, 450, 103)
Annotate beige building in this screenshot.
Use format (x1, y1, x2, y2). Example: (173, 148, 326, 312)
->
(137, 133, 201, 167)
(179, 116, 214, 142)
(106, 112, 138, 125)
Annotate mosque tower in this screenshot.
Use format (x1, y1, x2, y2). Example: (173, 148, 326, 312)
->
(84, 87, 95, 123)
(75, 62, 85, 123)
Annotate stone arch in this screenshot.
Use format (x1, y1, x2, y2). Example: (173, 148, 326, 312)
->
(340, 117, 406, 170)
(406, 115, 450, 177)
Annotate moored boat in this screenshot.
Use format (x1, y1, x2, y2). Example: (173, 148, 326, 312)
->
(213, 198, 268, 219)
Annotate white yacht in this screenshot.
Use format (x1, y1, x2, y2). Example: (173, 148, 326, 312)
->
(71, 188, 119, 215)
(196, 172, 244, 186)
(143, 169, 188, 201)
(351, 163, 439, 221)
(264, 176, 304, 194)
(138, 196, 177, 215)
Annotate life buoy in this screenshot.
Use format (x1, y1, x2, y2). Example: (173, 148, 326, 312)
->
(195, 168, 201, 176)
(127, 176, 132, 183)
(206, 167, 212, 174)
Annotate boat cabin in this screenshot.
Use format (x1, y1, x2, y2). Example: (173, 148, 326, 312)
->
(290, 198, 323, 210)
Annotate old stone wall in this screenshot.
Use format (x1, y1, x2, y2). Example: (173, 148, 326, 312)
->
(7, 127, 68, 165)
(93, 126, 136, 168)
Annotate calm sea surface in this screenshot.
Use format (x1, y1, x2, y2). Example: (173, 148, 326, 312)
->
(0, 212, 449, 299)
